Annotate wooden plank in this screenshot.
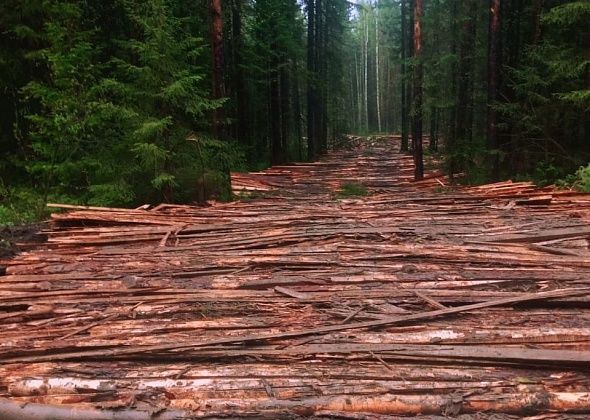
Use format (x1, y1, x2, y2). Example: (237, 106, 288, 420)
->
(1, 287, 585, 363)
(480, 226, 590, 243)
(274, 286, 311, 300)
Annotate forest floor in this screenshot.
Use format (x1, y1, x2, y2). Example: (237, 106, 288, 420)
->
(1, 135, 590, 419)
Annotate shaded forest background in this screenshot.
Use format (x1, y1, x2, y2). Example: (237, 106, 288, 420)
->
(0, 0, 588, 224)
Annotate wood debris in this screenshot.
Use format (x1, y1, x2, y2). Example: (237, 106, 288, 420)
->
(1, 135, 590, 418)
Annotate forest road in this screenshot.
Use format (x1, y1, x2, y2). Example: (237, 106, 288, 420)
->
(1, 135, 590, 418)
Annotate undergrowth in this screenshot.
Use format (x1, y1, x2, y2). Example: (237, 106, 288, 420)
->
(336, 183, 369, 198)
(557, 163, 590, 192)
(0, 184, 51, 226)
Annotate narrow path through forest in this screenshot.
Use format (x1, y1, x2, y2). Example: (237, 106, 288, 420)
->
(1, 136, 590, 418)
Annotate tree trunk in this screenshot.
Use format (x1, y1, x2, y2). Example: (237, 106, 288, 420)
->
(447, 0, 458, 177)
(456, 0, 476, 169)
(510, 0, 523, 68)
(503, 0, 524, 174)
(232, 0, 248, 145)
(407, 0, 415, 151)
(386, 59, 393, 132)
(412, 0, 424, 181)
(375, 7, 382, 133)
(318, 0, 328, 154)
(210, 0, 224, 138)
(532, 0, 543, 43)
(364, 10, 369, 132)
(280, 61, 291, 161)
(350, 66, 356, 132)
(270, 53, 283, 165)
(355, 50, 362, 131)
(429, 106, 438, 152)
(400, 0, 409, 151)
(487, 0, 501, 180)
(306, 0, 317, 160)
(292, 60, 303, 161)
(587, 21, 590, 90)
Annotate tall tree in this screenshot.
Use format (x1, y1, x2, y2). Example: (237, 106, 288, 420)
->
(406, 0, 415, 149)
(210, 0, 224, 138)
(292, 59, 304, 160)
(446, 0, 459, 176)
(455, 0, 477, 174)
(375, 4, 382, 132)
(306, 0, 318, 160)
(250, 0, 304, 165)
(488, 0, 502, 179)
(364, 7, 370, 131)
(317, 0, 328, 154)
(269, 40, 283, 164)
(400, 0, 409, 151)
(231, 0, 248, 145)
(412, 0, 424, 180)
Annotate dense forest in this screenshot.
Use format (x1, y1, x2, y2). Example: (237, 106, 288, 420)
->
(1, 0, 589, 223)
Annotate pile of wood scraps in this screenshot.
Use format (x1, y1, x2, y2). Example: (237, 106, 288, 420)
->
(1, 136, 590, 418)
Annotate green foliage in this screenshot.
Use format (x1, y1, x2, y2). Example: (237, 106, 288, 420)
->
(497, 0, 590, 178)
(530, 159, 568, 186)
(241, 0, 306, 162)
(572, 165, 590, 192)
(176, 135, 245, 202)
(1, 0, 588, 219)
(4, 0, 243, 210)
(87, 182, 135, 207)
(558, 164, 590, 192)
(444, 135, 491, 184)
(558, 89, 590, 109)
(112, 0, 225, 202)
(336, 183, 369, 198)
(542, 1, 590, 27)
(0, 184, 49, 226)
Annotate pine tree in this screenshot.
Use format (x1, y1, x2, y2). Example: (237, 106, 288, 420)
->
(117, 0, 223, 202)
(412, 0, 424, 180)
(496, 1, 590, 178)
(487, 0, 501, 179)
(22, 1, 133, 203)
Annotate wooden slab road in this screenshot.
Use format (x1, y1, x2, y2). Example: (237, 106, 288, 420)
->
(1, 136, 590, 419)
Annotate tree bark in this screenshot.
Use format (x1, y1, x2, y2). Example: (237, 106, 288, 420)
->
(355, 49, 362, 131)
(318, 0, 328, 154)
(364, 10, 369, 132)
(210, 0, 224, 139)
(406, 0, 415, 151)
(280, 62, 291, 161)
(429, 106, 438, 152)
(232, 0, 248, 145)
(505, 0, 523, 174)
(488, 0, 501, 180)
(400, 0, 409, 152)
(532, 0, 543, 44)
(292, 60, 303, 161)
(270, 52, 283, 165)
(306, 0, 317, 160)
(587, 23, 590, 90)
(375, 7, 382, 133)
(412, 0, 424, 180)
(456, 0, 477, 168)
(447, 1, 458, 177)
